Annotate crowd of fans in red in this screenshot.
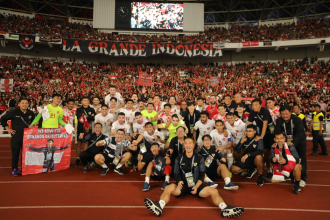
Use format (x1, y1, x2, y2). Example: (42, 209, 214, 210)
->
(0, 57, 329, 118)
(1, 13, 330, 43)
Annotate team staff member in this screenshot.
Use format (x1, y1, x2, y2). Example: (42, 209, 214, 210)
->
(144, 138, 244, 218)
(168, 126, 186, 168)
(184, 102, 200, 138)
(248, 98, 274, 177)
(231, 125, 265, 186)
(75, 97, 96, 166)
(1, 98, 35, 176)
(310, 104, 328, 155)
(274, 106, 307, 185)
(77, 123, 107, 173)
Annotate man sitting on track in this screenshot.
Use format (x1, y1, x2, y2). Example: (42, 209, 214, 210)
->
(77, 123, 107, 173)
(94, 129, 135, 176)
(231, 125, 265, 186)
(140, 143, 172, 191)
(197, 134, 239, 190)
(144, 137, 244, 218)
(271, 132, 302, 194)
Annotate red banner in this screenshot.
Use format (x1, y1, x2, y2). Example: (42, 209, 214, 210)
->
(242, 41, 259, 47)
(22, 128, 72, 175)
(210, 76, 220, 86)
(138, 72, 153, 86)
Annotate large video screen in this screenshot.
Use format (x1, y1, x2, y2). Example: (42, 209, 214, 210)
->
(131, 2, 184, 30)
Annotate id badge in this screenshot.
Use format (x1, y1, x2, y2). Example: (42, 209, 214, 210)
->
(185, 172, 195, 187)
(113, 156, 121, 165)
(190, 126, 194, 134)
(140, 145, 147, 154)
(204, 155, 214, 168)
(268, 122, 275, 134)
(286, 135, 293, 142)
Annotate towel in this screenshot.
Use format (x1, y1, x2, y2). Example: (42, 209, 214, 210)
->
(37, 106, 50, 121)
(65, 124, 74, 134)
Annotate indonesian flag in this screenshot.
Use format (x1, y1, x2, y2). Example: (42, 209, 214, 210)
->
(272, 143, 296, 181)
(78, 114, 90, 132)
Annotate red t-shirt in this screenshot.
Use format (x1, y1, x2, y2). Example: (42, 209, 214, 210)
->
(206, 105, 218, 119)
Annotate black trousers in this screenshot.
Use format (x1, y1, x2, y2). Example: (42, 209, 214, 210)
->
(11, 134, 23, 170)
(295, 141, 307, 182)
(79, 151, 97, 166)
(312, 130, 328, 153)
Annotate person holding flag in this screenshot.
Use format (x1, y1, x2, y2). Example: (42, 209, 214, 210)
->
(75, 97, 96, 166)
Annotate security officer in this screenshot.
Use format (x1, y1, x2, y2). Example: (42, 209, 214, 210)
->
(275, 105, 307, 186)
(310, 104, 328, 156)
(1, 98, 35, 176)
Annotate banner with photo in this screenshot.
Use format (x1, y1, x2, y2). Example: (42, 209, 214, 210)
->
(62, 39, 223, 58)
(18, 35, 35, 51)
(0, 78, 14, 92)
(138, 72, 153, 86)
(22, 128, 72, 175)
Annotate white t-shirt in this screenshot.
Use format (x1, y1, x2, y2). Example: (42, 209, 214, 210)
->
(225, 119, 246, 145)
(108, 106, 121, 120)
(210, 129, 233, 155)
(105, 92, 123, 107)
(170, 105, 180, 115)
(119, 108, 136, 123)
(111, 121, 131, 135)
(90, 104, 101, 113)
(143, 130, 162, 145)
(95, 113, 114, 136)
(133, 118, 149, 134)
(194, 119, 215, 146)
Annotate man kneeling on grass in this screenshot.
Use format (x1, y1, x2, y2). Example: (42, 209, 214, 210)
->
(271, 132, 302, 194)
(139, 143, 172, 191)
(144, 137, 244, 218)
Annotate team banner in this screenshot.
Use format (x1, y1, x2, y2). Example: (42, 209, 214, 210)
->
(62, 39, 222, 58)
(138, 72, 153, 86)
(210, 76, 220, 86)
(18, 35, 35, 51)
(0, 79, 13, 92)
(242, 41, 259, 47)
(38, 37, 62, 44)
(22, 128, 72, 175)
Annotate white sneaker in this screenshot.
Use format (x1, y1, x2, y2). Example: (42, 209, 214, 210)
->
(300, 180, 306, 187)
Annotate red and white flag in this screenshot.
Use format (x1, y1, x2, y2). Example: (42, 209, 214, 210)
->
(0, 79, 13, 92)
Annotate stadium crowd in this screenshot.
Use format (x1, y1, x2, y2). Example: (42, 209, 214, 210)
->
(1, 13, 330, 42)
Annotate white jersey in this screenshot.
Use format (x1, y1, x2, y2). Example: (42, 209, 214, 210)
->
(90, 104, 101, 113)
(105, 92, 123, 107)
(170, 105, 180, 115)
(225, 119, 246, 145)
(95, 113, 113, 136)
(111, 121, 131, 135)
(154, 102, 166, 111)
(194, 119, 215, 146)
(143, 130, 162, 145)
(133, 118, 149, 134)
(108, 106, 121, 120)
(210, 129, 233, 155)
(62, 107, 76, 126)
(212, 114, 227, 122)
(268, 107, 280, 125)
(158, 112, 173, 123)
(119, 108, 136, 123)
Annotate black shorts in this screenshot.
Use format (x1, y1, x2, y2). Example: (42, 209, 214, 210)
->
(263, 133, 274, 150)
(233, 157, 256, 170)
(101, 153, 114, 164)
(205, 167, 221, 180)
(176, 183, 207, 198)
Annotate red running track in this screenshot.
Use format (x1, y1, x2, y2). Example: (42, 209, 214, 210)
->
(0, 138, 329, 220)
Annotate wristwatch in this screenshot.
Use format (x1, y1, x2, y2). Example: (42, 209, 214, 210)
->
(260, 135, 264, 138)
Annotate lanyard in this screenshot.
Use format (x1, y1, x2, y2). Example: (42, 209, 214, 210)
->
(83, 109, 88, 116)
(283, 119, 293, 136)
(188, 113, 195, 124)
(202, 147, 211, 156)
(20, 117, 30, 127)
(210, 106, 216, 116)
(243, 138, 255, 153)
(88, 134, 102, 148)
(180, 155, 194, 175)
(256, 114, 263, 122)
(177, 138, 184, 154)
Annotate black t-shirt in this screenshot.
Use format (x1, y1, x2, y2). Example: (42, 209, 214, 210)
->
(79, 133, 107, 155)
(225, 103, 236, 113)
(195, 146, 223, 170)
(169, 136, 185, 164)
(248, 107, 273, 135)
(142, 150, 166, 165)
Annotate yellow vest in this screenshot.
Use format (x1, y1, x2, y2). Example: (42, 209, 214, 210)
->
(292, 113, 305, 120)
(313, 112, 324, 131)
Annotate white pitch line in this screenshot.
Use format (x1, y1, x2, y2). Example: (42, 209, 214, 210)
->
(0, 206, 329, 213)
(0, 180, 329, 187)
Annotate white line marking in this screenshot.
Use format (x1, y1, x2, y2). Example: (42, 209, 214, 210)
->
(0, 180, 329, 187)
(0, 206, 329, 212)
